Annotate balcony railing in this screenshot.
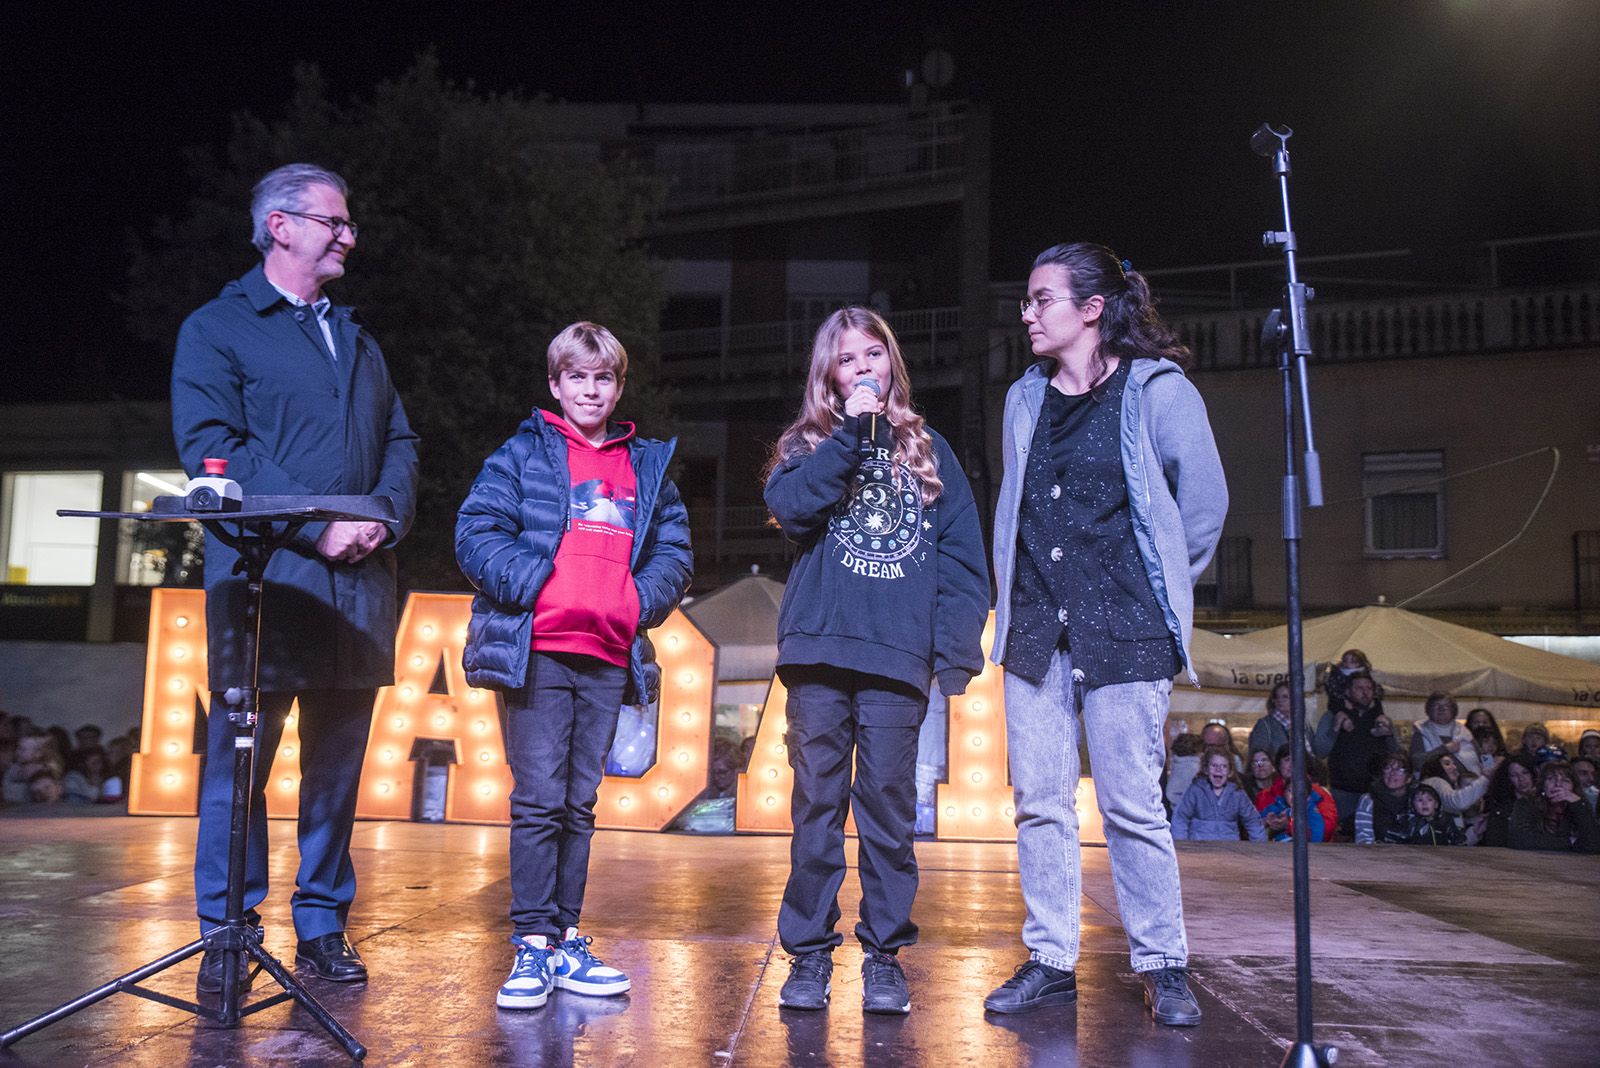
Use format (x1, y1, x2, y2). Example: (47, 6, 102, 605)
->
(659, 306, 963, 383)
(653, 105, 967, 213)
(1172, 285, 1600, 370)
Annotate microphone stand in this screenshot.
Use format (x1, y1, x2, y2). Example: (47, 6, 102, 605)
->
(1, 495, 392, 1062)
(1252, 122, 1337, 1068)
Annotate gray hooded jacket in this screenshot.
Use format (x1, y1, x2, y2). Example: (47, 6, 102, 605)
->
(990, 358, 1227, 685)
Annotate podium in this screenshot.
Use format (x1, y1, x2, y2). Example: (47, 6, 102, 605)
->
(1, 495, 398, 1061)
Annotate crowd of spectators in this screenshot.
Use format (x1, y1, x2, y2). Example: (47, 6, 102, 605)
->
(1, 711, 138, 808)
(1164, 649, 1600, 854)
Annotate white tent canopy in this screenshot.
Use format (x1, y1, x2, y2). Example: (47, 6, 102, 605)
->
(1189, 604, 1600, 708)
(681, 574, 784, 682)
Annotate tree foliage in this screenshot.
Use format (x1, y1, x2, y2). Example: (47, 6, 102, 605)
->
(126, 54, 668, 590)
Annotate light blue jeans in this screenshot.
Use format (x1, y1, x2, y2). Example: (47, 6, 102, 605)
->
(1004, 649, 1188, 974)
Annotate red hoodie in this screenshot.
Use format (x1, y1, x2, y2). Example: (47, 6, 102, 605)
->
(531, 410, 639, 666)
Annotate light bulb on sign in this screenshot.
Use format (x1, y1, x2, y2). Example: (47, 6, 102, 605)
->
(280, 777, 293, 790)
(656, 786, 669, 799)
(169, 711, 183, 724)
(401, 686, 415, 700)
(165, 742, 180, 755)
(169, 679, 184, 693)
(479, 751, 493, 763)
(378, 782, 393, 795)
(163, 773, 178, 787)
(421, 625, 436, 638)
(478, 783, 493, 797)
(473, 720, 487, 733)
(411, 655, 425, 668)
(765, 795, 778, 807)
(971, 699, 985, 713)
(433, 714, 447, 728)
(172, 646, 188, 660)
(175, 615, 189, 628)
(382, 748, 396, 762)
(282, 746, 295, 758)
(392, 717, 407, 731)
(618, 796, 632, 808)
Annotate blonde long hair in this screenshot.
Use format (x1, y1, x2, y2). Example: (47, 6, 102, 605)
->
(766, 306, 943, 505)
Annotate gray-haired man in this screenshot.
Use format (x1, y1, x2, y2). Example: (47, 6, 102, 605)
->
(172, 163, 419, 992)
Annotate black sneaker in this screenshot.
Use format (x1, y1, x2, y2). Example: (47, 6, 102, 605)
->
(983, 960, 1078, 1014)
(778, 951, 832, 1010)
(861, 950, 910, 1015)
(1142, 967, 1202, 1026)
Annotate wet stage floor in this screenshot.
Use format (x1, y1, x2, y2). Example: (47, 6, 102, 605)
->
(1, 812, 1596, 1067)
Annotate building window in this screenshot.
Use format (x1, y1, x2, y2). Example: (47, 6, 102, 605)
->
(117, 470, 203, 586)
(1, 471, 105, 585)
(1363, 451, 1445, 559)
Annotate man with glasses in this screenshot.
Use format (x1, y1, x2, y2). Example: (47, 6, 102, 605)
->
(172, 163, 419, 993)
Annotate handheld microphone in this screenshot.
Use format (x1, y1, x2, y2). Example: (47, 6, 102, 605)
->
(855, 378, 882, 454)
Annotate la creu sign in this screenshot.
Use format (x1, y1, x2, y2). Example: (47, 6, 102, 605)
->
(129, 589, 1104, 843)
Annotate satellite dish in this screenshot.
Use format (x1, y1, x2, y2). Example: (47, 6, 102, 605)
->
(922, 49, 955, 89)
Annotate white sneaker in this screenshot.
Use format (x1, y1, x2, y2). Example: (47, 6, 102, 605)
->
(552, 927, 631, 996)
(497, 934, 554, 1009)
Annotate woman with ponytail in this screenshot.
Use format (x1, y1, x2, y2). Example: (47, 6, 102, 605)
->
(763, 306, 989, 1015)
(983, 243, 1227, 1026)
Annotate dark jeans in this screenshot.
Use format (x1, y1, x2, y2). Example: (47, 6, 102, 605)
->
(507, 651, 627, 938)
(777, 665, 927, 957)
(195, 688, 375, 939)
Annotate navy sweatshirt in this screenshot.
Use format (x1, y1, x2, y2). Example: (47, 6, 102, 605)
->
(765, 417, 989, 695)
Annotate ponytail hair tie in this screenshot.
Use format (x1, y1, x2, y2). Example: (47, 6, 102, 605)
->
(1119, 258, 1133, 274)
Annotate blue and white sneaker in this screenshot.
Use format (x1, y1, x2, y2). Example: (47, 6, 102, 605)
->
(497, 934, 554, 1009)
(552, 927, 631, 996)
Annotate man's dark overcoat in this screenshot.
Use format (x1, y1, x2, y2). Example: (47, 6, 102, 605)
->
(171, 263, 419, 691)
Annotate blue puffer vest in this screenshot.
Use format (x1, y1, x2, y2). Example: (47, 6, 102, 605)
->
(455, 412, 693, 704)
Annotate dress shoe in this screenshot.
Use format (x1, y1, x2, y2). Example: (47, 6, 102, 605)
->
(196, 948, 253, 993)
(295, 932, 368, 982)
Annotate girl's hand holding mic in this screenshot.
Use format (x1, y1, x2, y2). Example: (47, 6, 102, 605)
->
(844, 378, 885, 418)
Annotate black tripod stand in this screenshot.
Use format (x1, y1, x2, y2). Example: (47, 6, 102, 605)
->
(1252, 123, 1338, 1068)
(1, 495, 395, 1062)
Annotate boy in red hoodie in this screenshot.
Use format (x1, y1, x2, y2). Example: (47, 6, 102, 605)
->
(456, 322, 692, 1010)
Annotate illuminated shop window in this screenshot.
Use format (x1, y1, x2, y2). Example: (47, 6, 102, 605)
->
(117, 470, 201, 586)
(1, 471, 104, 585)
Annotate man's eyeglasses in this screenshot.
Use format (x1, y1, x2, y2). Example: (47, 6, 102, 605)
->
(280, 210, 359, 240)
(1019, 293, 1070, 319)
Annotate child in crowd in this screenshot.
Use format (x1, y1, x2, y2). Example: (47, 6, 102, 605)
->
(1172, 748, 1266, 841)
(1323, 648, 1381, 715)
(1382, 784, 1466, 845)
(764, 306, 988, 1015)
(3, 733, 54, 804)
(1260, 746, 1339, 842)
(457, 322, 693, 1011)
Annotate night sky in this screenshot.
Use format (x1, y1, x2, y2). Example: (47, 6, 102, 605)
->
(7, 1, 1598, 401)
